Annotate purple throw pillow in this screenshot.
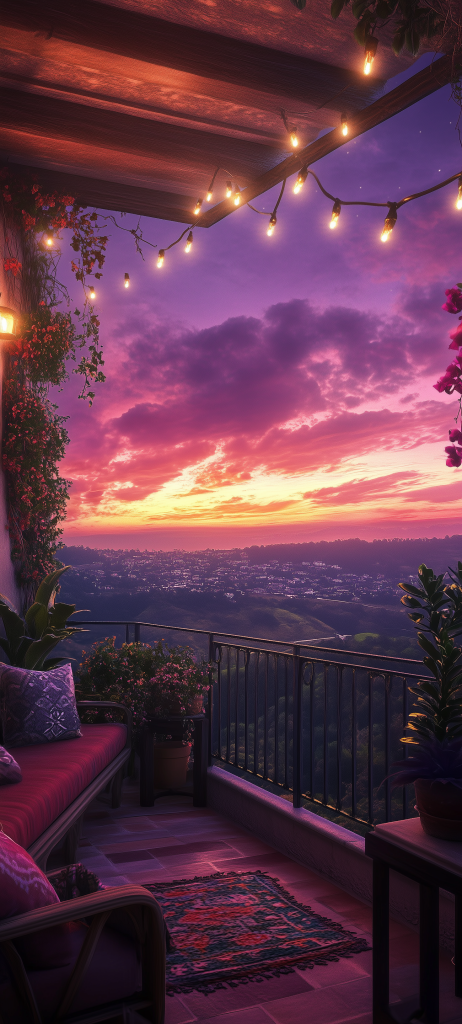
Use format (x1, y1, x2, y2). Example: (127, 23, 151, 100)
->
(0, 663, 81, 747)
(0, 745, 21, 785)
(0, 829, 59, 919)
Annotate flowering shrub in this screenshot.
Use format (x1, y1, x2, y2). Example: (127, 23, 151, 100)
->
(433, 283, 462, 466)
(148, 648, 211, 716)
(75, 638, 169, 736)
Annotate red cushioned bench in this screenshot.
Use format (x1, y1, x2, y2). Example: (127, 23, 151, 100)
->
(0, 702, 131, 870)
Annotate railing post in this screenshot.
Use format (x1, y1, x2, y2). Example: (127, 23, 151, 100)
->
(125, 624, 130, 644)
(134, 623, 141, 643)
(207, 634, 214, 766)
(293, 644, 302, 808)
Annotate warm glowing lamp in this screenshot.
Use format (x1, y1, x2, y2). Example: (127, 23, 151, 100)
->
(364, 38, 377, 75)
(234, 188, 241, 206)
(194, 199, 202, 216)
(329, 199, 341, 229)
(290, 130, 299, 148)
(293, 166, 308, 194)
(89, 286, 96, 300)
(44, 232, 54, 247)
(380, 203, 398, 242)
(157, 249, 165, 268)
(226, 181, 232, 198)
(456, 175, 462, 211)
(341, 114, 348, 137)
(0, 306, 17, 340)
(267, 214, 277, 236)
(124, 273, 130, 288)
(185, 231, 193, 253)
(206, 191, 213, 203)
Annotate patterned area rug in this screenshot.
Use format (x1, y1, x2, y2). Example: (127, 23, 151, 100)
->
(145, 870, 370, 994)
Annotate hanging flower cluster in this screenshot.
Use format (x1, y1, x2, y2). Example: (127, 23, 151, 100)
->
(433, 284, 462, 467)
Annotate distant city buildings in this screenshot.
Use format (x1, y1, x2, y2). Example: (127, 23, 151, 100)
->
(65, 549, 411, 604)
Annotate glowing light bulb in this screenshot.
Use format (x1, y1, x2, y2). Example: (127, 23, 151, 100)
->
(226, 181, 232, 198)
(380, 204, 397, 242)
(456, 176, 462, 210)
(364, 51, 374, 74)
(293, 166, 308, 195)
(185, 231, 193, 253)
(290, 130, 299, 148)
(329, 199, 341, 229)
(234, 188, 241, 206)
(44, 233, 53, 247)
(341, 115, 348, 137)
(267, 214, 277, 236)
(157, 249, 165, 268)
(124, 273, 130, 288)
(206, 191, 213, 202)
(194, 199, 202, 216)
(89, 287, 96, 300)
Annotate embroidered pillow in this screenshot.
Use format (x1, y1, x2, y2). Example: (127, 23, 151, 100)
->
(0, 829, 59, 919)
(0, 663, 81, 747)
(0, 745, 21, 785)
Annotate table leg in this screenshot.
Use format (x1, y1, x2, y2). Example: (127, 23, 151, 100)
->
(373, 859, 390, 1023)
(140, 729, 155, 807)
(420, 883, 439, 1023)
(193, 717, 208, 807)
(455, 895, 462, 998)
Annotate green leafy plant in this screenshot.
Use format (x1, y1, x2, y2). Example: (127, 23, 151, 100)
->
(399, 562, 462, 744)
(75, 638, 170, 737)
(0, 566, 86, 670)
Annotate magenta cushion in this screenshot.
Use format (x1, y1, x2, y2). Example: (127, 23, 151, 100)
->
(0, 724, 127, 848)
(0, 745, 21, 785)
(0, 662, 81, 747)
(0, 830, 59, 919)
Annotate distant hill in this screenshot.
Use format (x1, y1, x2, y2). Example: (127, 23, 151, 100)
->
(245, 536, 462, 574)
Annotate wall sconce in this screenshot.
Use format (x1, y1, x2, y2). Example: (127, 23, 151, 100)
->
(0, 306, 18, 340)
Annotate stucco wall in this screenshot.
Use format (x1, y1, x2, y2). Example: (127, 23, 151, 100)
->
(0, 213, 22, 610)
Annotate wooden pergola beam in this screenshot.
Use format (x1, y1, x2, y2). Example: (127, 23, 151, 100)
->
(197, 55, 455, 228)
(1, 0, 382, 111)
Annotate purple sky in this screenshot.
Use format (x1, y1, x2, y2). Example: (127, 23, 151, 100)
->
(56, 54, 462, 550)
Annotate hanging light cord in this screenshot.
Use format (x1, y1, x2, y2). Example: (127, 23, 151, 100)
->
(306, 167, 462, 210)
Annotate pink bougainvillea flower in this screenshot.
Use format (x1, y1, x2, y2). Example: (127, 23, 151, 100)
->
(449, 429, 462, 444)
(445, 445, 462, 467)
(442, 288, 462, 314)
(448, 323, 462, 350)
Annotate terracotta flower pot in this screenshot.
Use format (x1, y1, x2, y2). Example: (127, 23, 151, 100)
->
(153, 741, 191, 789)
(414, 778, 462, 840)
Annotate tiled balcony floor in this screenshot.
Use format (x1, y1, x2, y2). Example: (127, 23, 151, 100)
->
(78, 781, 462, 1024)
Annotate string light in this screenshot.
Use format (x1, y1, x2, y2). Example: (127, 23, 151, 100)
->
(185, 231, 193, 253)
(267, 214, 277, 236)
(226, 181, 232, 198)
(293, 166, 308, 194)
(157, 249, 165, 267)
(329, 199, 341, 229)
(234, 188, 241, 206)
(290, 130, 299, 148)
(124, 273, 130, 288)
(381, 203, 398, 242)
(44, 232, 53, 247)
(364, 38, 378, 75)
(456, 175, 462, 211)
(341, 114, 348, 137)
(89, 286, 96, 300)
(206, 190, 213, 202)
(194, 199, 202, 216)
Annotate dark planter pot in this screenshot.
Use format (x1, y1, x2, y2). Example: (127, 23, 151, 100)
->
(414, 778, 462, 840)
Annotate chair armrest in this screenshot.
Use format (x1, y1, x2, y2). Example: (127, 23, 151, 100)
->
(0, 886, 162, 942)
(77, 700, 132, 748)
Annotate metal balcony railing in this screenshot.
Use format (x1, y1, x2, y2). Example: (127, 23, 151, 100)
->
(74, 619, 429, 827)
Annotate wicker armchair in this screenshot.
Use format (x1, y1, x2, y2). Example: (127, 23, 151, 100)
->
(0, 885, 166, 1024)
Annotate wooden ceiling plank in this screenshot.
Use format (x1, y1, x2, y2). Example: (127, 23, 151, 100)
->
(196, 55, 455, 228)
(5, 164, 195, 222)
(0, 0, 383, 110)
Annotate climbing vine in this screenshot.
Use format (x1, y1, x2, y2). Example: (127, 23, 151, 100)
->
(0, 167, 109, 606)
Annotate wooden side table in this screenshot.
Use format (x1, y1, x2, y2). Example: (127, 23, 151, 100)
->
(365, 818, 462, 1024)
(139, 713, 208, 808)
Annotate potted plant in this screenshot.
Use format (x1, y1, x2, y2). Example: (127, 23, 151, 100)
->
(0, 566, 86, 669)
(146, 647, 211, 789)
(387, 562, 462, 839)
